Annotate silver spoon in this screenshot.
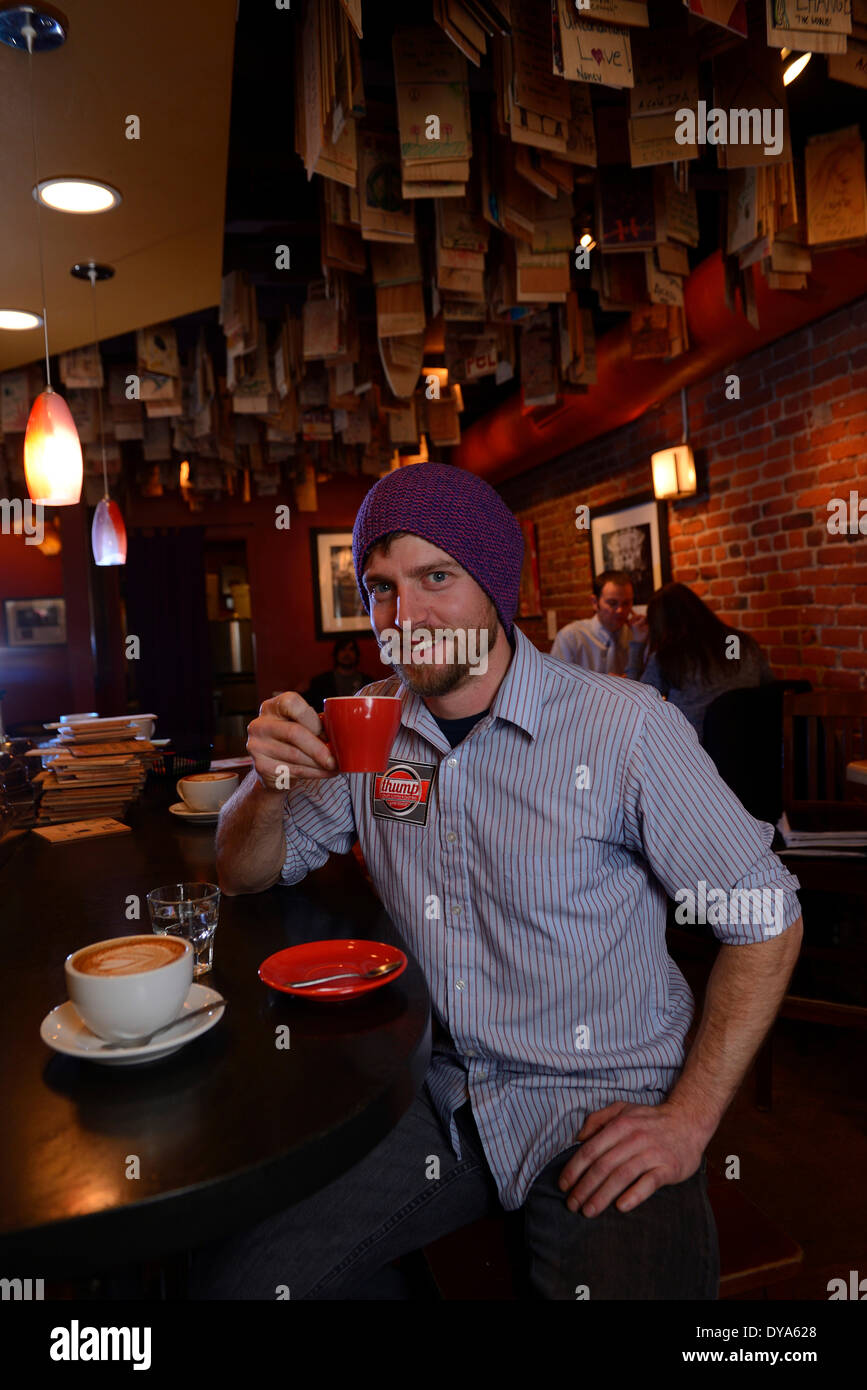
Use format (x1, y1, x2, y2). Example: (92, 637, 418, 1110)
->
(93, 1001, 225, 1050)
(289, 961, 401, 988)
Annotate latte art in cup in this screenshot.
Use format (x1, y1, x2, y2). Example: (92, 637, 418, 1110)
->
(72, 937, 186, 977)
(183, 772, 237, 782)
(176, 770, 239, 811)
(64, 933, 193, 1044)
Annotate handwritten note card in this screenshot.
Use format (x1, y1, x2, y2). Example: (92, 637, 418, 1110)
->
(553, 1, 635, 88)
(772, 0, 852, 37)
(805, 125, 867, 245)
(630, 32, 698, 116)
(393, 27, 471, 161)
(511, 0, 571, 121)
(828, 37, 867, 88)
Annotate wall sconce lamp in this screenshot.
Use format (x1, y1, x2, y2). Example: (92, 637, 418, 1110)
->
(651, 388, 697, 500)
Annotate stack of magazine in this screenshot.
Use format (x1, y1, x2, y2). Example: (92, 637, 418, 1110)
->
(777, 812, 867, 858)
(30, 716, 159, 825)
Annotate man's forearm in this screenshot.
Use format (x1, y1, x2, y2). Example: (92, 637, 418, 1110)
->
(666, 918, 803, 1137)
(215, 770, 288, 895)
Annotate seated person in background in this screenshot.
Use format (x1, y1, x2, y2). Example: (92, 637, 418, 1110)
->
(301, 636, 375, 713)
(550, 569, 647, 677)
(640, 582, 774, 740)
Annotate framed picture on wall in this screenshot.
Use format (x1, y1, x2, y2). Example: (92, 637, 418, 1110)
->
(4, 597, 67, 646)
(518, 520, 543, 617)
(310, 529, 372, 638)
(589, 494, 671, 610)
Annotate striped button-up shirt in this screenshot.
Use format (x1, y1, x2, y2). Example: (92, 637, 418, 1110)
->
(550, 614, 645, 677)
(280, 626, 802, 1209)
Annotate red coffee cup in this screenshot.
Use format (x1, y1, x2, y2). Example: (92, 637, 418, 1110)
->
(322, 696, 402, 774)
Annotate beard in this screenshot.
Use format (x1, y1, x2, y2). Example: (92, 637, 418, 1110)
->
(388, 615, 499, 697)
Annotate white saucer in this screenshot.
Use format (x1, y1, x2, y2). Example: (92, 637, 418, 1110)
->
(169, 801, 220, 823)
(40, 983, 225, 1066)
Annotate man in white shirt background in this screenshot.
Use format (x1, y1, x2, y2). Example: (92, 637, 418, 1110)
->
(550, 568, 648, 678)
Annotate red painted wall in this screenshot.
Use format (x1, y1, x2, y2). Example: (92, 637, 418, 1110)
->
(0, 502, 97, 729)
(0, 531, 70, 727)
(123, 473, 384, 704)
(504, 297, 867, 691)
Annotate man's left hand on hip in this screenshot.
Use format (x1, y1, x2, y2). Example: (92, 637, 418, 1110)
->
(557, 1100, 711, 1217)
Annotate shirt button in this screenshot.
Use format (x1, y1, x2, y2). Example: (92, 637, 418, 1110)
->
(456, 979, 466, 991)
(446, 832, 457, 843)
(447, 757, 457, 767)
(452, 906, 461, 916)
(465, 1048, 476, 1057)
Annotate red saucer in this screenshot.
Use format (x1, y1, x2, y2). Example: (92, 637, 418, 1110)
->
(258, 939, 407, 1000)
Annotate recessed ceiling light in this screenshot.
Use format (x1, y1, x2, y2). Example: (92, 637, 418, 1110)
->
(0, 308, 43, 330)
(33, 178, 122, 213)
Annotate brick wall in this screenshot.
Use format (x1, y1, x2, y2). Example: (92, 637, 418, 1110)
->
(500, 296, 867, 690)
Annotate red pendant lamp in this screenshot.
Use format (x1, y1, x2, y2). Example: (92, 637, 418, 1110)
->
(91, 495, 127, 565)
(71, 260, 127, 565)
(24, 386, 83, 505)
(0, 6, 83, 506)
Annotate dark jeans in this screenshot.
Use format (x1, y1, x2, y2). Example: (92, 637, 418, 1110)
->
(188, 1084, 719, 1300)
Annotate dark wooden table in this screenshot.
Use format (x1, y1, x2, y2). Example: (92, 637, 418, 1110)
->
(0, 779, 431, 1278)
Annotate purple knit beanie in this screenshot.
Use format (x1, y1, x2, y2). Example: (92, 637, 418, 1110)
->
(352, 462, 525, 638)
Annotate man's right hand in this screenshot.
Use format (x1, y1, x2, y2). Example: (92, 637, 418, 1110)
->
(628, 611, 649, 641)
(246, 692, 338, 792)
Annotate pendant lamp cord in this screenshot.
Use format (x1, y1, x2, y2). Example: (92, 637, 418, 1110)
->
(88, 269, 109, 500)
(681, 386, 688, 446)
(25, 24, 52, 390)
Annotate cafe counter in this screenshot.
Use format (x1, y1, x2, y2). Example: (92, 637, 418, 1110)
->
(0, 778, 432, 1277)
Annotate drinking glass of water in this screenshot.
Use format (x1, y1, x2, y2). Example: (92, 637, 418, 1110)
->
(147, 882, 220, 977)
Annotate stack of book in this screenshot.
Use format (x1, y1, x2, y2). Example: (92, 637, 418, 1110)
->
(776, 813, 867, 859)
(32, 717, 159, 825)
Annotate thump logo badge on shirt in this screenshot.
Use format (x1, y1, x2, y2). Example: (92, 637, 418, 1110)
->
(373, 759, 437, 826)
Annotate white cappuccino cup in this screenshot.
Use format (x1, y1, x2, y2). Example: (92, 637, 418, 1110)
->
(176, 771, 239, 812)
(65, 934, 194, 1044)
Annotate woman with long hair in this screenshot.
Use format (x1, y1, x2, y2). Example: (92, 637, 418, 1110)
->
(639, 582, 773, 739)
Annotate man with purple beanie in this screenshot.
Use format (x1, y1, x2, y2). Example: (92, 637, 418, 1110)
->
(201, 461, 803, 1301)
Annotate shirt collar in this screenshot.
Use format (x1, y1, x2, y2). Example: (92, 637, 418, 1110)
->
(590, 613, 612, 644)
(396, 624, 546, 750)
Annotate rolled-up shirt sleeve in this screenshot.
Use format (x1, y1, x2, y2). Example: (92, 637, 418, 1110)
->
(280, 773, 357, 885)
(621, 697, 802, 943)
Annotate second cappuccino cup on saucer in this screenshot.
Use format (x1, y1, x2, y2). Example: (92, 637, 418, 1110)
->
(176, 771, 239, 812)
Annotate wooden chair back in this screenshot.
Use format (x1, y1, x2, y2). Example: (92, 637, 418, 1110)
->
(782, 691, 867, 830)
(703, 680, 810, 824)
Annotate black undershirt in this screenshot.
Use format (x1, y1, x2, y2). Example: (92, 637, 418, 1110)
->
(430, 707, 490, 749)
